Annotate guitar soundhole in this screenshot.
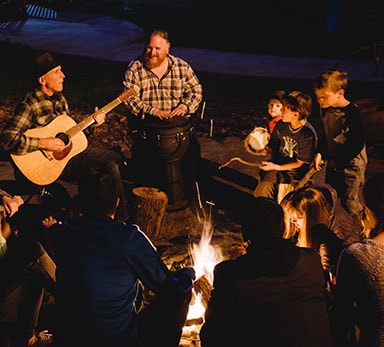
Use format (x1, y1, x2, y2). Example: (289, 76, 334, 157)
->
(56, 132, 70, 146)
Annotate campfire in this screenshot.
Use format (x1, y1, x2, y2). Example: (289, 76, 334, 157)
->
(153, 183, 246, 346)
(179, 204, 224, 347)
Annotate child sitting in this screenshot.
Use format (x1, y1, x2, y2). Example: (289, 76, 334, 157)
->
(266, 90, 285, 134)
(253, 90, 318, 200)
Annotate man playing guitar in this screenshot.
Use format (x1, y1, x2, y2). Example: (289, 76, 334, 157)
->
(0, 52, 129, 221)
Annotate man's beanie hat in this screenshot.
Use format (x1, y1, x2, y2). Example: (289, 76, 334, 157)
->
(34, 52, 60, 78)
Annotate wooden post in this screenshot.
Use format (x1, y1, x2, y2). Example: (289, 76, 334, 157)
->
(132, 187, 168, 240)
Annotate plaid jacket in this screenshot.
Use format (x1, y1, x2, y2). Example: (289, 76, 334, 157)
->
(123, 54, 203, 118)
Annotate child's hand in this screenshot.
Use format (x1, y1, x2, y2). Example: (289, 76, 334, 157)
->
(260, 161, 278, 171)
(314, 153, 322, 171)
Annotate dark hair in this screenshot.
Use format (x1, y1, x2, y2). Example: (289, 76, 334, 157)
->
(78, 164, 119, 216)
(281, 90, 312, 120)
(266, 90, 285, 103)
(241, 197, 285, 243)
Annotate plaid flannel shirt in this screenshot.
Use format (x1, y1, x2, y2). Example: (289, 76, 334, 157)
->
(0, 88, 69, 155)
(123, 54, 203, 118)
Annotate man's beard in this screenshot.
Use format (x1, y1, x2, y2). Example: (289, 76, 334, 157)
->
(144, 54, 164, 69)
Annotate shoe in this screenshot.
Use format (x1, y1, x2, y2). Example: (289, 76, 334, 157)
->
(32, 330, 53, 347)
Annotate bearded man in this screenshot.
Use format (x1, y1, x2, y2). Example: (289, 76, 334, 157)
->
(123, 29, 203, 211)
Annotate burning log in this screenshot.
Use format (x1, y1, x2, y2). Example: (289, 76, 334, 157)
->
(132, 187, 168, 240)
(193, 275, 213, 309)
(184, 316, 204, 327)
(181, 287, 208, 346)
(181, 276, 215, 341)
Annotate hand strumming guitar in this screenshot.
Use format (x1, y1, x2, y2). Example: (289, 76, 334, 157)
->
(38, 137, 67, 151)
(1, 194, 24, 218)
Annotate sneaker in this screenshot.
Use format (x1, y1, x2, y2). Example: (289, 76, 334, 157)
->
(33, 330, 53, 347)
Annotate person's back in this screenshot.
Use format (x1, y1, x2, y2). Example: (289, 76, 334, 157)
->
(201, 245, 332, 347)
(333, 173, 384, 346)
(49, 164, 174, 347)
(335, 238, 384, 346)
(200, 197, 332, 347)
(52, 216, 169, 345)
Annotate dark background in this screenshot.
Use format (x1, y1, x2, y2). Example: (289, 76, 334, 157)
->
(2, 0, 384, 59)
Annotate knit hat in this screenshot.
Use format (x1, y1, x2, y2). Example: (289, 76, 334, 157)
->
(34, 52, 60, 78)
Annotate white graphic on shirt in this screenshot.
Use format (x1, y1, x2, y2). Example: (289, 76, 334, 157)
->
(281, 136, 297, 158)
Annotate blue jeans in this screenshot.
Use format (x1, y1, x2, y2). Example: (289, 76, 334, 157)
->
(328, 146, 368, 218)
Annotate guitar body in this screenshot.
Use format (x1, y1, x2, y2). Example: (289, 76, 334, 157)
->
(11, 115, 88, 186)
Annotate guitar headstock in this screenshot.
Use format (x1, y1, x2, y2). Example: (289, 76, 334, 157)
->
(118, 88, 136, 102)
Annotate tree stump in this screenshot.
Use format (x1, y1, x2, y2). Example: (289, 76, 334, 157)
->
(132, 187, 168, 240)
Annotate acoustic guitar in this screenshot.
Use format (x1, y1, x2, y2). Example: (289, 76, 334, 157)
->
(11, 89, 136, 186)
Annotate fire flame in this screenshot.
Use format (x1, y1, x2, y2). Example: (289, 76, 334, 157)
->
(180, 202, 223, 346)
(190, 220, 223, 284)
(186, 292, 205, 321)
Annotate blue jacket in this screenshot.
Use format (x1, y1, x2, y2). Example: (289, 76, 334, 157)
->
(50, 215, 170, 343)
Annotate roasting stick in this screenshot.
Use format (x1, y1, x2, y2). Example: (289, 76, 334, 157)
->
(195, 181, 203, 210)
(200, 101, 206, 119)
(218, 157, 263, 170)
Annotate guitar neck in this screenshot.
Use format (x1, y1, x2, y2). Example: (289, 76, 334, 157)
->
(296, 167, 316, 190)
(66, 96, 123, 138)
(296, 161, 326, 190)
